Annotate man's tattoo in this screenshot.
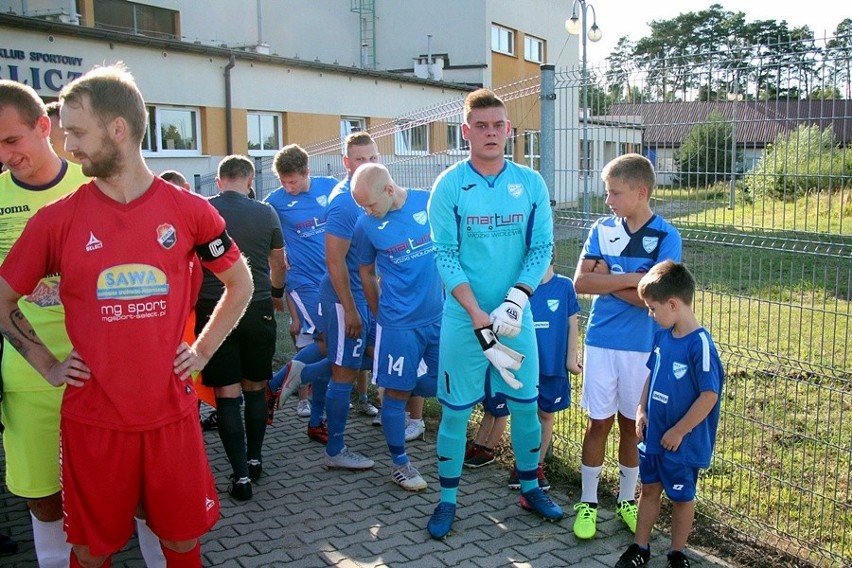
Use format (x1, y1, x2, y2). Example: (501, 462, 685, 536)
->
(1, 309, 45, 356)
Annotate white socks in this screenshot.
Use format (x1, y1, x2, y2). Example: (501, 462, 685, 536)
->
(135, 517, 166, 568)
(618, 464, 640, 503)
(580, 464, 602, 504)
(30, 512, 71, 568)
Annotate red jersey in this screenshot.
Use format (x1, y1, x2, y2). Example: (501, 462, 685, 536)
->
(0, 178, 241, 431)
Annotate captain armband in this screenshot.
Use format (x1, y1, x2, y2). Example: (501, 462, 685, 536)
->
(195, 230, 233, 261)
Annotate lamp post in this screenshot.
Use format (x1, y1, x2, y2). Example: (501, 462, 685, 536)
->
(566, 0, 601, 226)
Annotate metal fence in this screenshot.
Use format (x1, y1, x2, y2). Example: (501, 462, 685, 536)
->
(196, 34, 850, 567)
(546, 36, 850, 568)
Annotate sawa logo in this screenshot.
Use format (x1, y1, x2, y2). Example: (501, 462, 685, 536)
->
(97, 264, 169, 300)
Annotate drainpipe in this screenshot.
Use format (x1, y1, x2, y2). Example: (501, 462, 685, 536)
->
(224, 53, 236, 155)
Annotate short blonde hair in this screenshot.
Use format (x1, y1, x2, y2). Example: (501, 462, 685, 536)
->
(464, 88, 505, 123)
(601, 153, 656, 196)
(60, 63, 147, 145)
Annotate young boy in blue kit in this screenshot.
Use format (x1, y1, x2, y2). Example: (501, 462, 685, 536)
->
(507, 257, 583, 489)
(614, 260, 724, 568)
(572, 153, 682, 540)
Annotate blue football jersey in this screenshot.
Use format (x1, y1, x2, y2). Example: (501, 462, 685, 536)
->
(319, 178, 366, 304)
(428, 159, 553, 319)
(582, 215, 682, 352)
(643, 327, 724, 468)
(264, 176, 337, 291)
(354, 189, 443, 328)
(530, 274, 581, 378)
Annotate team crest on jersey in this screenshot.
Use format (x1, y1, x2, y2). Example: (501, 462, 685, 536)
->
(316, 195, 328, 207)
(508, 183, 523, 198)
(642, 236, 659, 253)
(547, 299, 560, 312)
(413, 210, 428, 225)
(156, 224, 177, 249)
(672, 361, 688, 379)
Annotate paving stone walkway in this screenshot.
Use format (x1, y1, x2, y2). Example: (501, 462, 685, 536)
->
(0, 404, 733, 567)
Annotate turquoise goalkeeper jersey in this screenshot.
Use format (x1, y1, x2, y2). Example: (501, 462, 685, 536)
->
(427, 159, 553, 319)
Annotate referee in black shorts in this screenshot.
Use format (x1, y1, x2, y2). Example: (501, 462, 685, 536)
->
(195, 155, 287, 501)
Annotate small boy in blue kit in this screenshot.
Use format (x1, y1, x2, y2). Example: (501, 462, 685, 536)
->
(508, 258, 582, 488)
(614, 260, 724, 568)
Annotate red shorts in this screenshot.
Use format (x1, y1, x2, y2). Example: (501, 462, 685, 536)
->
(60, 411, 220, 556)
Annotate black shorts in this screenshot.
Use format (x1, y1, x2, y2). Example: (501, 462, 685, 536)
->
(195, 298, 276, 387)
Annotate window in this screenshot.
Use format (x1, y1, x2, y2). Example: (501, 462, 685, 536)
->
(340, 117, 366, 153)
(446, 118, 468, 154)
(341, 117, 366, 138)
(524, 35, 544, 64)
(504, 128, 517, 162)
(91, 0, 177, 38)
(525, 130, 541, 170)
(247, 112, 281, 156)
(491, 25, 515, 56)
(395, 122, 429, 155)
(142, 106, 201, 155)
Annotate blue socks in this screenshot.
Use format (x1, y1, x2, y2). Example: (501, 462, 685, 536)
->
(269, 343, 327, 391)
(381, 396, 408, 465)
(308, 376, 329, 428)
(325, 381, 352, 456)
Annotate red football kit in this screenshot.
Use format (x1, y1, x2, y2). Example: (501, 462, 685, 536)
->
(0, 178, 242, 555)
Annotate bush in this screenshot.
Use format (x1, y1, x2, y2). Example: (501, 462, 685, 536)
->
(675, 111, 739, 188)
(743, 125, 852, 200)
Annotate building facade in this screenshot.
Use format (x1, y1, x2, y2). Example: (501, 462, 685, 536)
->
(0, 0, 576, 186)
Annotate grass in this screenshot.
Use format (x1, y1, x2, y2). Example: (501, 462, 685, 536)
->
(654, 184, 852, 236)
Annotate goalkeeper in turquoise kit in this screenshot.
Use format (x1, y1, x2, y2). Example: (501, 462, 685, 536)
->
(425, 88, 559, 539)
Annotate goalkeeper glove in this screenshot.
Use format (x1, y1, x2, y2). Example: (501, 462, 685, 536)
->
(474, 326, 525, 389)
(490, 286, 530, 338)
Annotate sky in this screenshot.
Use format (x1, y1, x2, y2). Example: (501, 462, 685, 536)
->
(561, 0, 849, 67)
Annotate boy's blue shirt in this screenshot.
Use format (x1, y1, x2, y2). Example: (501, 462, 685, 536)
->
(582, 214, 682, 352)
(643, 326, 724, 468)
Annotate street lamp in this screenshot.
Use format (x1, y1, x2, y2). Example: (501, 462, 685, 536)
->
(566, 0, 601, 225)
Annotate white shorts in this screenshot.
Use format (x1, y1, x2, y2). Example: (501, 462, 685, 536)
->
(580, 345, 649, 421)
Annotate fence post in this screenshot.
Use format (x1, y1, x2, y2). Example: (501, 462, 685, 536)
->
(540, 65, 556, 205)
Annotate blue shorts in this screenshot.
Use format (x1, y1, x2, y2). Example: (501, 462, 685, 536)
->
(319, 299, 372, 370)
(438, 310, 539, 410)
(482, 373, 570, 416)
(538, 374, 571, 413)
(289, 286, 321, 336)
(481, 373, 510, 417)
(372, 320, 439, 396)
(638, 445, 700, 502)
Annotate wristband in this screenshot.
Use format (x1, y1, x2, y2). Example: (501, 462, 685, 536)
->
(271, 286, 285, 298)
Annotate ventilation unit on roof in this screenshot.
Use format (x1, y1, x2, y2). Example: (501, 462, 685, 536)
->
(413, 56, 444, 81)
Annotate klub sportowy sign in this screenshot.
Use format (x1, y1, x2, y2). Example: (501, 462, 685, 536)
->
(0, 47, 85, 94)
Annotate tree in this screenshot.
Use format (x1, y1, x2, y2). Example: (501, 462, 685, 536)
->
(825, 18, 852, 98)
(605, 36, 635, 102)
(674, 111, 739, 187)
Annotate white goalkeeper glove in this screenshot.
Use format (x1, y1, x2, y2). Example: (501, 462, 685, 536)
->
(474, 326, 525, 390)
(490, 286, 530, 338)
